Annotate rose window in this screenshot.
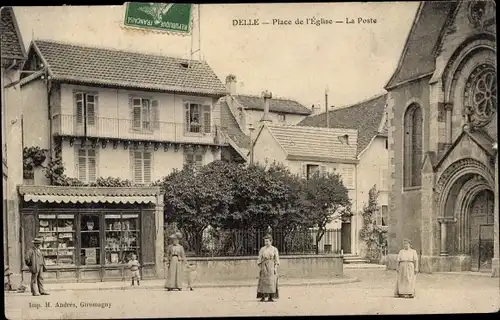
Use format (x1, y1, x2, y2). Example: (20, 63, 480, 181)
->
(464, 64, 497, 128)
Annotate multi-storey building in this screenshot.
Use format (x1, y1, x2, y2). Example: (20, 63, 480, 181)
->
(4, 39, 240, 282)
(1, 6, 26, 285)
(385, 1, 498, 276)
(298, 93, 389, 257)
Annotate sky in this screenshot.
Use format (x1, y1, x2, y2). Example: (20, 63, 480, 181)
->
(14, 3, 419, 109)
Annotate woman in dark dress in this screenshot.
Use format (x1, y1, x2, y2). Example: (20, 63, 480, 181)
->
(256, 235, 280, 302)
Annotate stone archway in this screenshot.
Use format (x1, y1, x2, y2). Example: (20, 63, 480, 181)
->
(436, 158, 495, 271)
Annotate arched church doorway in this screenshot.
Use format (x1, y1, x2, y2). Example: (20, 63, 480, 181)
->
(469, 189, 495, 272)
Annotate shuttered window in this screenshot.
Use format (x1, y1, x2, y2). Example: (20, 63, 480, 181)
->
(132, 151, 152, 184)
(77, 149, 97, 182)
(184, 151, 203, 171)
(185, 102, 211, 134)
(75, 92, 97, 126)
(130, 97, 159, 131)
(340, 165, 354, 189)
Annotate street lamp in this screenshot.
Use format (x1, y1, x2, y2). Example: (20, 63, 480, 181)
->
(249, 123, 255, 165)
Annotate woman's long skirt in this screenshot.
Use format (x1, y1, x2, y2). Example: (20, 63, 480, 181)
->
(165, 256, 183, 290)
(394, 261, 416, 297)
(256, 260, 279, 299)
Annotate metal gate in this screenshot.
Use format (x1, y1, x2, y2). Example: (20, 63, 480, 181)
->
(478, 224, 494, 272)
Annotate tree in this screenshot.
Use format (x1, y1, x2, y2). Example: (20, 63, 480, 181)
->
(359, 185, 388, 261)
(301, 171, 352, 253)
(154, 161, 236, 254)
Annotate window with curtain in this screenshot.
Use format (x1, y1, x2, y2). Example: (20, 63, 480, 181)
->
(403, 104, 423, 188)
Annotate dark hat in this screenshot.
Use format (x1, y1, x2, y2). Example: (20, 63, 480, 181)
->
(32, 237, 43, 244)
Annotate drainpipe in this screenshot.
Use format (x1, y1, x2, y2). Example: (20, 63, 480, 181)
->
(43, 71, 54, 163)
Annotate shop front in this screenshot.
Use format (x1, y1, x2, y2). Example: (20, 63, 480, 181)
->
(19, 185, 164, 283)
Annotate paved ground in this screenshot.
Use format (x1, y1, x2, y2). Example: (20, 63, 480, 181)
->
(5, 269, 499, 319)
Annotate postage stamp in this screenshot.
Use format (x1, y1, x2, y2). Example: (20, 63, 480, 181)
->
(123, 2, 192, 34)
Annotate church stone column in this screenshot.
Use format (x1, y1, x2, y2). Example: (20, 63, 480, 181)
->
(492, 143, 499, 278)
(437, 217, 456, 256)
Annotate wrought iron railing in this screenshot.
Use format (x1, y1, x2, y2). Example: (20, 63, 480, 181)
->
(165, 228, 342, 257)
(52, 114, 229, 145)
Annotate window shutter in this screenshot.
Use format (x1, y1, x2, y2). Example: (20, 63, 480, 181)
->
(129, 150, 135, 181)
(184, 103, 190, 132)
(86, 94, 96, 126)
(88, 149, 97, 182)
(131, 98, 142, 129)
(143, 152, 152, 184)
(203, 105, 211, 134)
(195, 154, 203, 171)
(141, 209, 156, 264)
(77, 149, 87, 181)
(302, 163, 307, 178)
(75, 93, 84, 124)
(152, 100, 160, 129)
(185, 153, 194, 167)
(320, 165, 327, 177)
(133, 151, 143, 184)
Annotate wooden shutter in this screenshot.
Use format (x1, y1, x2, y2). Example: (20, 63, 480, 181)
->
(143, 152, 152, 184)
(141, 208, 156, 265)
(132, 98, 142, 129)
(23, 214, 36, 261)
(185, 152, 194, 167)
(195, 153, 203, 171)
(129, 150, 135, 181)
(302, 163, 307, 178)
(184, 103, 190, 132)
(319, 165, 327, 177)
(203, 105, 211, 134)
(152, 100, 160, 129)
(86, 94, 96, 126)
(88, 149, 97, 182)
(75, 93, 84, 124)
(77, 149, 87, 181)
(134, 151, 143, 184)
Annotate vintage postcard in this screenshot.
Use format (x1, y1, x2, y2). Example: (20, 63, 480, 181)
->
(2, 2, 498, 319)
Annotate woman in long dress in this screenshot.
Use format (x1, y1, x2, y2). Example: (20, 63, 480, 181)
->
(165, 232, 187, 291)
(257, 235, 280, 302)
(394, 238, 418, 298)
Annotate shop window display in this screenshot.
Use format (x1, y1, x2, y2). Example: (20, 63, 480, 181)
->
(80, 215, 100, 265)
(105, 213, 140, 264)
(38, 214, 76, 266)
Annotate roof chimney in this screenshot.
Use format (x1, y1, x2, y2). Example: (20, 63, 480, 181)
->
(225, 74, 237, 95)
(260, 90, 273, 123)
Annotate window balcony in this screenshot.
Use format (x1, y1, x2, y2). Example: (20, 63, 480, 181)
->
(52, 114, 228, 146)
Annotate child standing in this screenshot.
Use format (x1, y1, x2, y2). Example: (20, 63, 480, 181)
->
(128, 254, 141, 286)
(186, 263, 197, 291)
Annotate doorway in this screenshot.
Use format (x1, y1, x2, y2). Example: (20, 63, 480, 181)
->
(341, 222, 351, 254)
(469, 190, 494, 272)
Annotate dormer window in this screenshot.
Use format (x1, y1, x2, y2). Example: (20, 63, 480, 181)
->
(338, 134, 349, 145)
(180, 62, 189, 69)
(277, 113, 286, 122)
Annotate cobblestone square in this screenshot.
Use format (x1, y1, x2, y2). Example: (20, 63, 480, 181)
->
(5, 270, 499, 319)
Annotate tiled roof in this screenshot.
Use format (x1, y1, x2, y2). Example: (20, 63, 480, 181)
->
(219, 100, 251, 150)
(19, 185, 160, 197)
(1, 7, 26, 59)
(233, 94, 312, 115)
(31, 40, 228, 96)
(385, 1, 458, 89)
(265, 124, 358, 161)
(298, 94, 387, 156)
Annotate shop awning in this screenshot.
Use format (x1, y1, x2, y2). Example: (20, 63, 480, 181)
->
(22, 194, 157, 204)
(18, 185, 161, 204)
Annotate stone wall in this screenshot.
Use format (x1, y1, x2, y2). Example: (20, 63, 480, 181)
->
(166, 255, 344, 283)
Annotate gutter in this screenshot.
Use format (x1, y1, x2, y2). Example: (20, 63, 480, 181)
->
(5, 59, 18, 73)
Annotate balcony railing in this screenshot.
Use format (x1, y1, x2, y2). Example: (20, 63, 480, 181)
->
(52, 115, 228, 145)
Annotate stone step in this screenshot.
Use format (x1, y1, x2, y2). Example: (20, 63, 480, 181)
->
(343, 259, 371, 264)
(344, 263, 386, 270)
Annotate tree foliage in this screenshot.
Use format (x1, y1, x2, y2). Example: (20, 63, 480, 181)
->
(359, 185, 388, 261)
(154, 160, 352, 255)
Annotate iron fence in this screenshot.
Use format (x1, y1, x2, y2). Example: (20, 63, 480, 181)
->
(166, 228, 342, 257)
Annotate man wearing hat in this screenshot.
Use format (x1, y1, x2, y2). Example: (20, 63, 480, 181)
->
(25, 237, 49, 296)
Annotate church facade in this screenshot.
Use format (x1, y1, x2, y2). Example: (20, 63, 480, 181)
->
(385, 1, 498, 276)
